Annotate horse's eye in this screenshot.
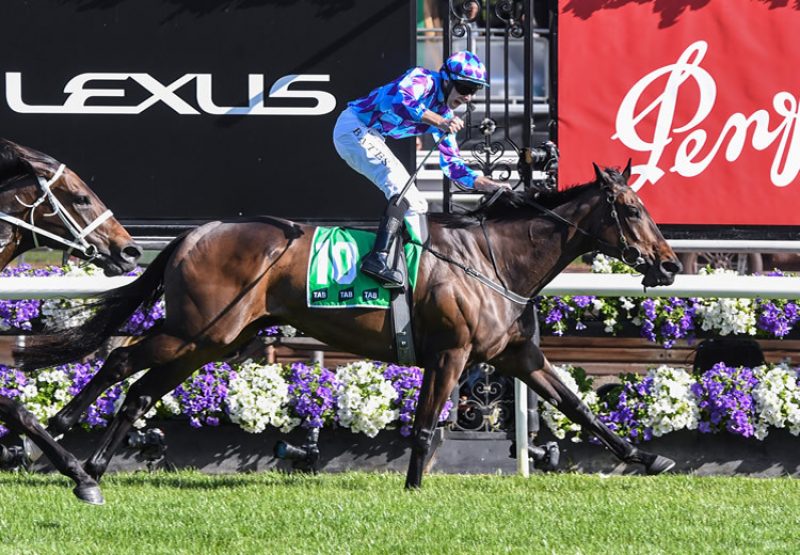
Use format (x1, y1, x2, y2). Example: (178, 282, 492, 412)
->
(625, 205, 641, 218)
(74, 195, 91, 207)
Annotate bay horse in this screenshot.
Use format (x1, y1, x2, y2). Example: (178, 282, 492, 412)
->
(0, 137, 143, 504)
(17, 161, 683, 488)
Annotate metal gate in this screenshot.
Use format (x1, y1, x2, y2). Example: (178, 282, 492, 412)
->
(437, 0, 556, 434)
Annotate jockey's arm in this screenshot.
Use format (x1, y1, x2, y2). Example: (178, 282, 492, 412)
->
(473, 175, 512, 192)
(434, 131, 512, 193)
(420, 110, 464, 134)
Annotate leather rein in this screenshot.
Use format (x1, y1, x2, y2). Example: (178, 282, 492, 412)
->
(422, 189, 645, 306)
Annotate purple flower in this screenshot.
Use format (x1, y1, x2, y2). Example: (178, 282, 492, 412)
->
(691, 363, 758, 438)
(384, 364, 452, 437)
(170, 362, 235, 428)
(636, 297, 697, 348)
(286, 362, 338, 429)
(597, 374, 654, 443)
(755, 299, 800, 339)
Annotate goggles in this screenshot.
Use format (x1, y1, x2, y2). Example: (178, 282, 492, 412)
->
(453, 80, 483, 96)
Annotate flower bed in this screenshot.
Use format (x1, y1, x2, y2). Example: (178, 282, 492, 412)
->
(0, 359, 452, 440)
(536, 255, 800, 347)
(547, 363, 800, 444)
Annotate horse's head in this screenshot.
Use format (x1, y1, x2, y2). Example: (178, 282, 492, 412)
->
(0, 139, 142, 275)
(591, 160, 682, 287)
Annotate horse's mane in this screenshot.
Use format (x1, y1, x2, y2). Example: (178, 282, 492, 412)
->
(0, 139, 59, 168)
(0, 138, 60, 187)
(430, 180, 598, 228)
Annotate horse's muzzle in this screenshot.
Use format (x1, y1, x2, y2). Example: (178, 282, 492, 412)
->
(99, 241, 143, 276)
(641, 258, 683, 287)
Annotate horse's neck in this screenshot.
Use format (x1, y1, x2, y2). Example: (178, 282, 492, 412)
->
(471, 194, 599, 297)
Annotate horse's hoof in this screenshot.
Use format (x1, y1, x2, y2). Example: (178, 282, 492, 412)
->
(73, 484, 105, 505)
(646, 455, 676, 475)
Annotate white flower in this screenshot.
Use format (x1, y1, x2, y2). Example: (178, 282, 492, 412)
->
(158, 393, 182, 416)
(225, 360, 298, 433)
(591, 254, 614, 274)
(539, 365, 597, 441)
(642, 365, 699, 436)
(335, 361, 397, 438)
(752, 364, 800, 439)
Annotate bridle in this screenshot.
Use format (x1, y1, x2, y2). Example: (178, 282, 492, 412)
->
(528, 188, 645, 267)
(422, 186, 647, 306)
(0, 163, 114, 258)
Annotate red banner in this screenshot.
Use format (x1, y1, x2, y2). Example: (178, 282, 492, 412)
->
(558, 0, 800, 226)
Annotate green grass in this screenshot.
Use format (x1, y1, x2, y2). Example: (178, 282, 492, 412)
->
(0, 472, 798, 554)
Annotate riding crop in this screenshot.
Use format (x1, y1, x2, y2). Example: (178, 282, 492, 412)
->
(391, 132, 449, 207)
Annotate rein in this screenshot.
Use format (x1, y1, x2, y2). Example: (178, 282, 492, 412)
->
(423, 187, 645, 305)
(0, 164, 113, 258)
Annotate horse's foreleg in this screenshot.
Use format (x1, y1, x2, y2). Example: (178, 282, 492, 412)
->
(495, 342, 675, 475)
(405, 349, 468, 489)
(0, 397, 103, 504)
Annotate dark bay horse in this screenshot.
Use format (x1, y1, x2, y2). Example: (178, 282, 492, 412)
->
(18, 162, 682, 488)
(0, 138, 142, 273)
(0, 137, 143, 504)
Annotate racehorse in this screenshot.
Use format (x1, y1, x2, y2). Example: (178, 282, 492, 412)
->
(17, 161, 683, 488)
(0, 137, 143, 504)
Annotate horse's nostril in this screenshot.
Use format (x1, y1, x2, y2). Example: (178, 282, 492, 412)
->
(121, 243, 143, 261)
(662, 260, 683, 274)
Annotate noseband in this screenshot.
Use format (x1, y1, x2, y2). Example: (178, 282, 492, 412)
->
(0, 163, 113, 259)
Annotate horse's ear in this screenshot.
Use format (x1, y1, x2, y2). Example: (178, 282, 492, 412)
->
(593, 162, 605, 182)
(622, 158, 632, 182)
(593, 162, 612, 189)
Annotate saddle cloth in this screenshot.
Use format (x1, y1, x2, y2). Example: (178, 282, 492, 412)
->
(306, 226, 421, 309)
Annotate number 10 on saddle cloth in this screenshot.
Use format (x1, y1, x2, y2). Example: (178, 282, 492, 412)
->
(306, 226, 422, 309)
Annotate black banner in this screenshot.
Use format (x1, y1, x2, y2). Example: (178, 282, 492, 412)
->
(0, 0, 414, 225)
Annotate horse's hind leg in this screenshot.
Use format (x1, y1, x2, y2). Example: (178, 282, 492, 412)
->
(493, 341, 675, 475)
(83, 354, 214, 482)
(0, 397, 104, 504)
(405, 349, 468, 489)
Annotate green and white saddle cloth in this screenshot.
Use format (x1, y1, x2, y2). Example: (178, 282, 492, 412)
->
(307, 225, 422, 309)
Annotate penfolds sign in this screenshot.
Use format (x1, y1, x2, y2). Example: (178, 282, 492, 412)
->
(558, 1, 800, 226)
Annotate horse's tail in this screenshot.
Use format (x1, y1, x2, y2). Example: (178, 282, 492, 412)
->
(14, 233, 190, 371)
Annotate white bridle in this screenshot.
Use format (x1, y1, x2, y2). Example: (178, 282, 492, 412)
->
(0, 164, 114, 258)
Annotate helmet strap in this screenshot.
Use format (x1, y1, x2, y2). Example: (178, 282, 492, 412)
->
(442, 71, 455, 102)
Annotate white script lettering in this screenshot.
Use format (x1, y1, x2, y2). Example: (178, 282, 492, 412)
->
(613, 41, 800, 190)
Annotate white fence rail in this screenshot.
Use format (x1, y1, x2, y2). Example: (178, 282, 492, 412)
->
(2, 272, 800, 300)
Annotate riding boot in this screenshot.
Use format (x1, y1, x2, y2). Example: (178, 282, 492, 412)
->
(361, 197, 409, 288)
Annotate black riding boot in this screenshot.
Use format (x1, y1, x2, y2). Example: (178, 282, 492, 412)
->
(361, 197, 408, 288)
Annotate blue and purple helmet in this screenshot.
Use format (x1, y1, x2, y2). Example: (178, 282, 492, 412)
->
(441, 50, 490, 88)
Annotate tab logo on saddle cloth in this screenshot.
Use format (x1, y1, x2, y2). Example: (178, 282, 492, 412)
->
(307, 227, 421, 309)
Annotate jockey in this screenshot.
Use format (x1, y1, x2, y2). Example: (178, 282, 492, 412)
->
(333, 50, 511, 288)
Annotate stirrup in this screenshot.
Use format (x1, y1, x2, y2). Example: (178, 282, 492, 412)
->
(361, 256, 404, 288)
